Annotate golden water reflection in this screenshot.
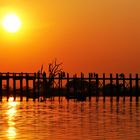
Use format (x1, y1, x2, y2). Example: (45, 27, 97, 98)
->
(1, 97, 140, 139)
(6, 97, 19, 140)
(7, 127, 16, 139)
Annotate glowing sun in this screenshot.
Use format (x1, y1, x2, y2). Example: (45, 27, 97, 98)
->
(2, 14, 22, 33)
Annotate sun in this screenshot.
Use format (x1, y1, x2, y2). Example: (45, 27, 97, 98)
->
(2, 14, 22, 33)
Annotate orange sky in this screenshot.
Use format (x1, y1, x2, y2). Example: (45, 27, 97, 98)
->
(0, 0, 140, 74)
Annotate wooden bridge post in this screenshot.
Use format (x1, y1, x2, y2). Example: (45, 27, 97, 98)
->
(136, 74, 139, 102)
(103, 73, 105, 102)
(129, 74, 132, 102)
(43, 72, 46, 101)
(80, 72, 84, 101)
(6, 72, 9, 101)
(74, 74, 77, 101)
(20, 73, 23, 102)
(80, 72, 83, 92)
(96, 74, 99, 102)
(66, 73, 70, 101)
(123, 74, 126, 102)
(33, 73, 36, 101)
(13, 73, 16, 101)
(0, 73, 2, 102)
(58, 73, 61, 102)
(110, 74, 113, 103)
(37, 72, 40, 102)
(88, 73, 91, 101)
(116, 73, 119, 102)
(82, 73, 86, 101)
(26, 73, 29, 102)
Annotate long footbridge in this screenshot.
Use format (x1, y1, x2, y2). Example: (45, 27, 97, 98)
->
(0, 72, 139, 102)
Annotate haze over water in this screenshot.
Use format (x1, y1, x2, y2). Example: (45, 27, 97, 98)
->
(0, 97, 140, 140)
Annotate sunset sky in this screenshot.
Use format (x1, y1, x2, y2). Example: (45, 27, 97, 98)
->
(0, 0, 140, 74)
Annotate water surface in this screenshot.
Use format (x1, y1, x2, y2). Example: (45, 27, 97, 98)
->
(0, 97, 140, 140)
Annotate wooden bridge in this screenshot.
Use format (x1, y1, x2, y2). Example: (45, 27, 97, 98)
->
(0, 72, 140, 102)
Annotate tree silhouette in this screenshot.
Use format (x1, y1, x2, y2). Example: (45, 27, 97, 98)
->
(36, 59, 63, 89)
(48, 58, 63, 85)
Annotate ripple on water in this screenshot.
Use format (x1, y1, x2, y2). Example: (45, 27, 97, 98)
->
(0, 97, 140, 140)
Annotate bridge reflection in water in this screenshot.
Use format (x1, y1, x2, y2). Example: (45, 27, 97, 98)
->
(0, 97, 140, 139)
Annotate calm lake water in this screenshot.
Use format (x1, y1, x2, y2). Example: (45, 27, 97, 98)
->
(0, 97, 140, 140)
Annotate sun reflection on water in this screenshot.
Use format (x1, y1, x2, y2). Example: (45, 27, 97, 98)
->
(6, 97, 19, 140)
(7, 127, 16, 139)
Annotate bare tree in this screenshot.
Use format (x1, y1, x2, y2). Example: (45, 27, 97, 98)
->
(48, 59, 63, 78)
(48, 59, 64, 87)
(36, 59, 64, 89)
